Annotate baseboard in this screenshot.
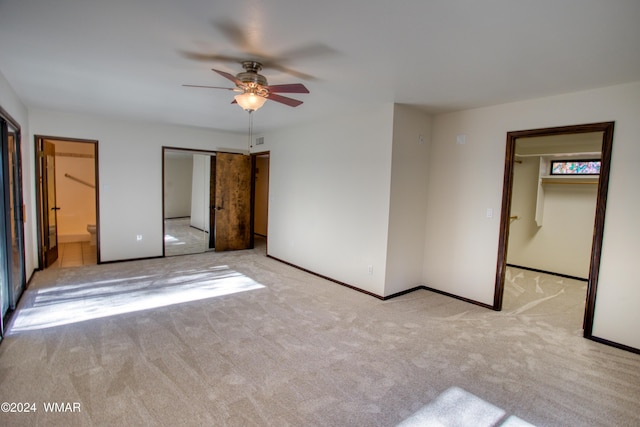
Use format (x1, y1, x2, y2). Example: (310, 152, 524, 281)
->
(99, 255, 164, 265)
(384, 286, 427, 300)
(420, 285, 495, 310)
(266, 255, 494, 308)
(586, 335, 640, 355)
(506, 264, 588, 282)
(267, 255, 386, 300)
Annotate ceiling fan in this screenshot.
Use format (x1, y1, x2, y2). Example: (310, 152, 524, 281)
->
(180, 21, 336, 112)
(183, 60, 309, 112)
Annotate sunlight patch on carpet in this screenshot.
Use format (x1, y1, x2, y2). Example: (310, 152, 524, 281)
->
(397, 387, 535, 427)
(8, 266, 264, 333)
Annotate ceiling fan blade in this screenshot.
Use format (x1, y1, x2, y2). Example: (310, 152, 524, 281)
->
(267, 83, 309, 94)
(180, 50, 246, 64)
(275, 43, 338, 62)
(212, 68, 241, 85)
(184, 20, 335, 81)
(182, 84, 237, 91)
(260, 62, 317, 81)
(266, 93, 303, 107)
(212, 21, 255, 53)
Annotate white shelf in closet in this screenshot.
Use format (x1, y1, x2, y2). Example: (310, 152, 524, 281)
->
(540, 175, 599, 184)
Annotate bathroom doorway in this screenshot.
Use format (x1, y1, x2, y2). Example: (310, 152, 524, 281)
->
(35, 136, 100, 268)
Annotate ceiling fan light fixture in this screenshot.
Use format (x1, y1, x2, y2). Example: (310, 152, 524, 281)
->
(234, 92, 267, 112)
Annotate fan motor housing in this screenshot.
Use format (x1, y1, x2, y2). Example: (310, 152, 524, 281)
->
(237, 61, 268, 87)
(236, 71, 268, 87)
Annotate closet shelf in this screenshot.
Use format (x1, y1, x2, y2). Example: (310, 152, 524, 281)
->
(515, 151, 601, 158)
(540, 175, 598, 185)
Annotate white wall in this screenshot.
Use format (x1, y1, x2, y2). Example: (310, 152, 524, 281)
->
(423, 110, 505, 304)
(384, 104, 431, 296)
(163, 154, 192, 219)
(424, 82, 640, 350)
(261, 104, 395, 296)
(0, 71, 35, 277)
(508, 156, 597, 278)
(28, 109, 245, 262)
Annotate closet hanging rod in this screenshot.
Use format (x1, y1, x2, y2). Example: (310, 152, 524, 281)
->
(56, 152, 94, 158)
(541, 181, 597, 185)
(64, 173, 95, 189)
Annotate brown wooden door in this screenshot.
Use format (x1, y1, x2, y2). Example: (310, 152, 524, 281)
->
(208, 155, 216, 249)
(42, 140, 59, 267)
(214, 152, 252, 251)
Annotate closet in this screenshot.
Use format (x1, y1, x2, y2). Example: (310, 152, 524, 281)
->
(507, 132, 603, 279)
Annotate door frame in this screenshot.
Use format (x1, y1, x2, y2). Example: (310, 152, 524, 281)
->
(35, 135, 100, 268)
(0, 106, 26, 335)
(162, 145, 218, 257)
(494, 122, 615, 338)
(162, 147, 255, 255)
(251, 151, 270, 250)
(41, 140, 59, 267)
(162, 146, 223, 256)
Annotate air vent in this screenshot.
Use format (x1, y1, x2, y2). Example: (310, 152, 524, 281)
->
(255, 136, 264, 146)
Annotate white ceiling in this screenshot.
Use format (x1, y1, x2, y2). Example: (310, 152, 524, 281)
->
(1, 0, 639, 134)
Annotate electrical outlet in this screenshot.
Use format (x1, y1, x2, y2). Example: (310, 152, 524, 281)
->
(368, 265, 373, 275)
(136, 235, 143, 241)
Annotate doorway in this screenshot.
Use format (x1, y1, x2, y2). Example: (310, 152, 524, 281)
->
(163, 148, 253, 256)
(163, 148, 216, 256)
(494, 122, 614, 338)
(0, 108, 26, 337)
(252, 152, 270, 253)
(35, 136, 99, 269)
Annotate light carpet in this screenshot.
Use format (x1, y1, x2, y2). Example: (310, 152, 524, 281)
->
(0, 242, 638, 426)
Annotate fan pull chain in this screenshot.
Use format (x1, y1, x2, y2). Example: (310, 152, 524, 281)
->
(247, 111, 253, 154)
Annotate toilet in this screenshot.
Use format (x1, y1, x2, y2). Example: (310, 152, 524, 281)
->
(87, 224, 96, 246)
